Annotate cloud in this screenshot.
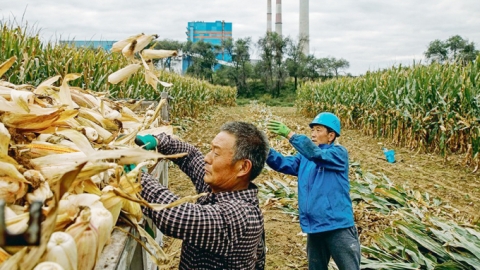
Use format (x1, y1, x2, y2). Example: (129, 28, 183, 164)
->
(1, 0, 480, 75)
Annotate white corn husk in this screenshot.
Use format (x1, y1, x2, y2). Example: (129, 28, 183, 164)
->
(10, 89, 35, 113)
(33, 261, 65, 270)
(90, 207, 114, 259)
(56, 129, 96, 155)
(25, 170, 53, 204)
(59, 73, 81, 109)
(131, 34, 157, 55)
(107, 64, 141, 84)
(0, 123, 10, 155)
(5, 207, 29, 234)
(65, 207, 99, 270)
(111, 33, 143, 53)
(83, 127, 99, 142)
(42, 232, 77, 270)
(141, 49, 177, 60)
(0, 161, 29, 203)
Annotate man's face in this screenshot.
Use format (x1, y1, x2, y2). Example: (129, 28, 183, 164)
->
(204, 131, 243, 192)
(311, 125, 335, 146)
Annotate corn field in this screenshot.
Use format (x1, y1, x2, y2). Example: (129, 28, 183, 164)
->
(0, 21, 236, 120)
(297, 60, 480, 169)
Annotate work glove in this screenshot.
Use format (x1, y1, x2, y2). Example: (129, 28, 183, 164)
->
(267, 120, 291, 138)
(135, 135, 158, 150)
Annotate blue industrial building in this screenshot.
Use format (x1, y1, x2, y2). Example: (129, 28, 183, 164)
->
(59, 40, 116, 51)
(183, 21, 233, 73)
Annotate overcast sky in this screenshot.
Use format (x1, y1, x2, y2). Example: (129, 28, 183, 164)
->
(2, 0, 480, 75)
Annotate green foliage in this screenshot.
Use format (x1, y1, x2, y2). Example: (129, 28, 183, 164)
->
(425, 35, 479, 64)
(296, 57, 480, 167)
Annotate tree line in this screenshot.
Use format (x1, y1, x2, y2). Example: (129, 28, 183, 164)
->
(153, 32, 350, 98)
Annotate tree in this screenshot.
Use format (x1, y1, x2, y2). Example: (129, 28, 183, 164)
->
(445, 35, 466, 59)
(256, 32, 290, 98)
(286, 36, 309, 90)
(425, 35, 479, 64)
(424, 39, 448, 63)
(222, 37, 254, 96)
(330, 58, 350, 78)
(185, 40, 217, 83)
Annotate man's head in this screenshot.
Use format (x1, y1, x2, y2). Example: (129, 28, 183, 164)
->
(204, 122, 269, 193)
(309, 112, 341, 146)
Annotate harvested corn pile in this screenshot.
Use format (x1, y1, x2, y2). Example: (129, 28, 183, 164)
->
(0, 33, 197, 270)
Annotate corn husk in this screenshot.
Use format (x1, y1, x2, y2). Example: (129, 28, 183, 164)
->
(90, 207, 114, 259)
(33, 261, 65, 270)
(107, 64, 141, 85)
(0, 123, 11, 155)
(141, 49, 177, 60)
(42, 232, 77, 270)
(65, 207, 98, 270)
(0, 161, 29, 203)
(111, 33, 143, 53)
(0, 56, 17, 77)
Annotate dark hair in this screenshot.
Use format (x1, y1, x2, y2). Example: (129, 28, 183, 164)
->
(220, 121, 269, 181)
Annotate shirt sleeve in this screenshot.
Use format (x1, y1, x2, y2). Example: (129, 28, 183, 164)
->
(140, 173, 247, 256)
(266, 148, 301, 176)
(289, 134, 348, 171)
(154, 133, 210, 193)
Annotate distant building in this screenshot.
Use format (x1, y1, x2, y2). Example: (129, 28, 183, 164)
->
(183, 21, 233, 73)
(59, 40, 116, 51)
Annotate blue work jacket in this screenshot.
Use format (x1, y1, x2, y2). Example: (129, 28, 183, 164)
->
(266, 134, 354, 234)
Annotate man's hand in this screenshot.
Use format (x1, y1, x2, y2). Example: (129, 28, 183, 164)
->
(135, 135, 158, 150)
(267, 120, 291, 138)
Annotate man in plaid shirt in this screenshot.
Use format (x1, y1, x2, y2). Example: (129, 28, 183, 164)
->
(139, 121, 269, 269)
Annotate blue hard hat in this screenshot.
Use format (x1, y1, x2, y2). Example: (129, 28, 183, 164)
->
(309, 112, 341, 137)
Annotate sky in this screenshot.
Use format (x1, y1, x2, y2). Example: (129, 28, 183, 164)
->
(1, 0, 480, 76)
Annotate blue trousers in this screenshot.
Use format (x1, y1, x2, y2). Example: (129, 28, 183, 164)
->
(307, 226, 361, 270)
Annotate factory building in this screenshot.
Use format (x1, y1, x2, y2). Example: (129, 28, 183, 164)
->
(182, 21, 233, 73)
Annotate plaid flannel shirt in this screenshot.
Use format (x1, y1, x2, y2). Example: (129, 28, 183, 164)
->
(140, 133, 265, 270)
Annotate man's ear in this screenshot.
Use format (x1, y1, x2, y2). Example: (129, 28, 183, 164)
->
(328, 132, 336, 144)
(236, 159, 252, 178)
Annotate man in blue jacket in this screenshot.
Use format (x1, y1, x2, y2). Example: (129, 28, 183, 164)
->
(266, 112, 360, 270)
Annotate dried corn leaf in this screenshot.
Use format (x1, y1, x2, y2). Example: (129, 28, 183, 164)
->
(0, 56, 17, 77)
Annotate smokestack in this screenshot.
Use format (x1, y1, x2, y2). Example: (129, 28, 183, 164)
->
(300, 0, 309, 55)
(267, 0, 272, 32)
(275, 0, 282, 36)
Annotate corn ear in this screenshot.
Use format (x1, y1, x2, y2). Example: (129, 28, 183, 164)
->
(0, 123, 10, 155)
(141, 49, 178, 60)
(42, 232, 78, 270)
(107, 64, 141, 84)
(111, 33, 143, 52)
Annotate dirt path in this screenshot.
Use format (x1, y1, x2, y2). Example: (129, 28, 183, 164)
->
(159, 105, 480, 269)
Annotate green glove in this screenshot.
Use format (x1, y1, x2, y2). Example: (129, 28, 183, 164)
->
(123, 164, 147, 173)
(267, 120, 291, 138)
(135, 135, 158, 150)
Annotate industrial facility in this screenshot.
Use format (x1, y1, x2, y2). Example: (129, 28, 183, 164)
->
(266, 0, 309, 55)
(182, 20, 233, 73)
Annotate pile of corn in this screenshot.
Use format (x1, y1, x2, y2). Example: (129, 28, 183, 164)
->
(0, 34, 189, 270)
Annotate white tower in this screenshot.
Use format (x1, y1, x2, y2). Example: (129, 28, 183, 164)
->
(267, 0, 272, 32)
(275, 0, 282, 36)
(299, 0, 309, 55)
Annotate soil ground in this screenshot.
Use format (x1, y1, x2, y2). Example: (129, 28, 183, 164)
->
(158, 105, 480, 270)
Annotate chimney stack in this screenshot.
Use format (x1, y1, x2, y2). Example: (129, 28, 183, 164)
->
(275, 0, 282, 36)
(267, 0, 272, 32)
(299, 0, 309, 55)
